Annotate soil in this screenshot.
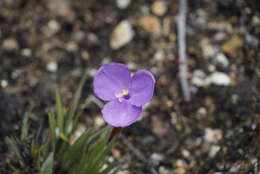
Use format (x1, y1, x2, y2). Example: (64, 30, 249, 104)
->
(0, 0, 259, 173)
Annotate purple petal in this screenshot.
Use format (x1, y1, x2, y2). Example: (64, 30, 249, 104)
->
(102, 100, 142, 127)
(94, 62, 131, 101)
(130, 70, 155, 107)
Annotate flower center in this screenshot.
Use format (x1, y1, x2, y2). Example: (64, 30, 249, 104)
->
(116, 89, 130, 101)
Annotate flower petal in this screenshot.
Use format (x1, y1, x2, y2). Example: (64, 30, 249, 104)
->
(130, 70, 155, 107)
(102, 100, 142, 127)
(94, 62, 131, 101)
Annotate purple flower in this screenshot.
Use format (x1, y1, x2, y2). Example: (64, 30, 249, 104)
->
(93, 62, 155, 127)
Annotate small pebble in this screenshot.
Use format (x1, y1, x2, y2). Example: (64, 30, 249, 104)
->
(204, 128, 222, 143)
(46, 61, 58, 72)
(200, 39, 216, 59)
(181, 149, 190, 158)
(116, 170, 130, 174)
(215, 53, 229, 67)
(110, 20, 134, 49)
(229, 164, 241, 173)
(221, 35, 243, 57)
(197, 107, 207, 117)
(66, 41, 78, 52)
(206, 72, 231, 86)
(191, 70, 207, 87)
(2, 38, 19, 51)
(209, 145, 221, 158)
(159, 166, 171, 174)
(21, 48, 32, 57)
(151, 0, 167, 16)
(152, 116, 168, 136)
(94, 116, 105, 127)
(154, 49, 165, 61)
(48, 20, 60, 33)
(1, 80, 8, 88)
(116, 0, 131, 9)
(111, 148, 121, 159)
(176, 159, 187, 168)
(72, 31, 85, 42)
(150, 153, 164, 165)
(138, 15, 161, 35)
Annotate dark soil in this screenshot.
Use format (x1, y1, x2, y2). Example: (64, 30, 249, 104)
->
(0, 0, 259, 173)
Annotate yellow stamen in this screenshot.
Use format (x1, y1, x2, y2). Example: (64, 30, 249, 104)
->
(121, 89, 129, 95)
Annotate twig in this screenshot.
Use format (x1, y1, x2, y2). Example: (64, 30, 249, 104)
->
(108, 127, 123, 142)
(177, 0, 191, 101)
(119, 135, 158, 174)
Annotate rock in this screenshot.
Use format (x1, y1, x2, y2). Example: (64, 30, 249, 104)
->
(111, 148, 121, 160)
(159, 166, 171, 174)
(197, 107, 207, 117)
(46, 61, 58, 72)
(229, 164, 241, 173)
(48, 20, 60, 34)
(209, 145, 220, 158)
(215, 53, 229, 67)
(204, 128, 222, 143)
(206, 72, 231, 86)
(181, 149, 190, 158)
(173, 167, 186, 174)
(214, 32, 227, 42)
(72, 31, 85, 42)
(152, 116, 168, 136)
(150, 153, 164, 165)
(1, 80, 8, 88)
(221, 35, 243, 57)
(151, 0, 167, 16)
(94, 116, 105, 127)
(47, 0, 75, 20)
(154, 49, 165, 61)
(116, 0, 131, 9)
(21, 48, 32, 57)
(71, 124, 86, 143)
(191, 70, 207, 87)
(66, 41, 78, 52)
(2, 38, 19, 51)
(138, 15, 161, 35)
(116, 170, 130, 174)
(245, 33, 259, 47)
(200, 39, 216, 59)
(110, 20, 134, 49)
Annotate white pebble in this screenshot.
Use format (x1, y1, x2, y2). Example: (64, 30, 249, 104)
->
(21, 48, 32, 57)
(110, 20, 134, 49)
(191, 70, 207, 87)
(1, 80, 8, 88)
(215, 53, 229, 67)
(150, 153, 164, 165)
(206, 72, 231, 86)
(46, 61, 58, 72)
(116, 0, 131, 9)
(204, 128, 222, 143)
(48, 20, 60, 33)
(209, 145, 220, 158)
(94, 117, 105, 127)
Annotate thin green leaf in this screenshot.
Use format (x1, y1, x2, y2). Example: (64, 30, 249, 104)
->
(65, 71, 87, 135)
(20, 113, 30, 141)
(5, 137, 23, 163)
(61, 129, 95, 166)
(48, 112, 56, 151)
(40, 152, 54, 174)
(55, 87, 64, 134)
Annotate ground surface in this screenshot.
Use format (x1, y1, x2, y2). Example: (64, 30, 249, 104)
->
(0, 0, 259, 173)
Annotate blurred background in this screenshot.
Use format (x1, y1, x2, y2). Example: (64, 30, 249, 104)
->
(0, 0, 259, 173)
